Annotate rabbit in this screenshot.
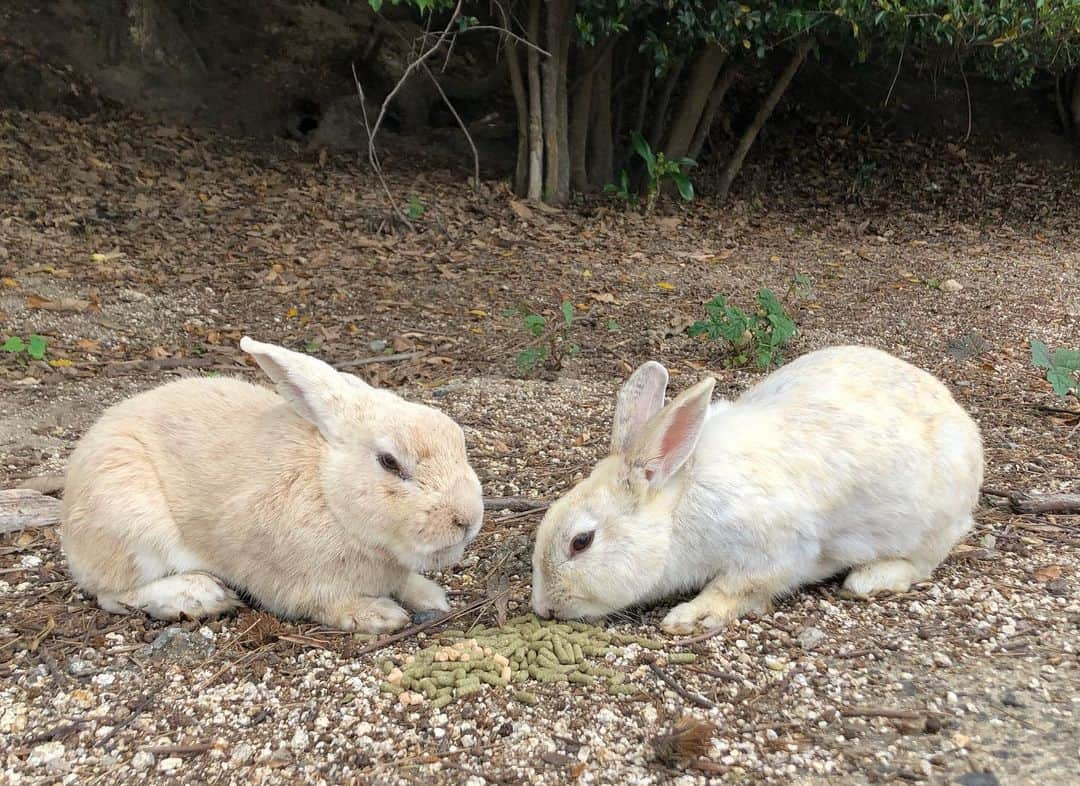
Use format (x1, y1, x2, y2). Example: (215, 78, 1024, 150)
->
(531, 345, 983, 634)
(60, 337, 484, 633)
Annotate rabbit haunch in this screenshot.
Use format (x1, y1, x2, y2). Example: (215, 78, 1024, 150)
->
(531, 345, 983, 634)
(60, 337, 483, 633)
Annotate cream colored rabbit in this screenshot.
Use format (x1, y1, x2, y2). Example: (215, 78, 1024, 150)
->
(531, 346, 983, 634)
(61, 337, 484, 633)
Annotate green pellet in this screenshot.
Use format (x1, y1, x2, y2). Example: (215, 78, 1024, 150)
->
(478, 671, 505, 687)
(434, 672, 455, 688)
(380, 682, 403, 695)
(540, 672, 569, 685)
(456, 682, 483, 697)
(353, 633, 375, 642)
(526, 649, 537, 664)
(441, 630, 465, 639)
(380, 661, 394, 675)
(633, 637, 664, 650)
(668, 652, 697, 664)
(430, 694, 453, 709)
(572, 643, 583, 663)
(568, 671, 593, 685)
(512, 670, 529, 684)
(607, 684, 637, 695)
(514, 691, 538, 705)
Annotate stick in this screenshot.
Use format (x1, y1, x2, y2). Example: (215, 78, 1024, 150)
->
(139, 743, 214, 756)
(15, 475, 65, 495)
(648, 663, 717, 709)
(99, 685, 164, 744)
(839, 706, 936, 721)
(337, 351, 424, 369)
(1, 489, 61, 533)
(981, 486, 1080, 515)
(354, 591, 509, 656)
(483, 496, 550, 512)
(670, 626, 725, 647)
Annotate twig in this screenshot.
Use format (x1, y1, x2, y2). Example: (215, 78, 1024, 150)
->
(1036, 405, 1080, 417)
(99, 684, 164, 744)
(421, 25, 550, 57)
(354, 590, 509, 656)
(15, 475, 65, 495)
(670, 626, 726, 647)
(419, 61, 480, 187)
(23, 720, 88, 746)
(958, 53, 972, 142)
(483, 496, 550, 512)
(337, 351, 424, 369)
(139, 742, 214, 756)
(981, 486, 1080, 515)
(648, 662, 717, 709)
(839, 706, 938, 721)
(351, 63, 413, 231)
(490, 506, 550, 524)
(884, 45, 904, 108)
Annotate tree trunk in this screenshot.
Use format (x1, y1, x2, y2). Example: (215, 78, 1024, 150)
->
(588, 43, 614, 189)
(526, 0, 543, 200)
(569, 47, 596, 193)
(1070, 68, 1080, 143)
(633, 65, 652, 137)
(542, 0, 572, 204)
(717, 37, 813, 200)
(688, 63, 739, 162)
(663, 45, 726, 161)
(507, 39, 529, 196)
(648, 54, 686, 150)
(556, 4, 572, 202)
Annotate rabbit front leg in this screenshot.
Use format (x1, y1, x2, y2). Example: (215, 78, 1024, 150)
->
(660, 580, 773, 635)
(395, 572, 451, 613)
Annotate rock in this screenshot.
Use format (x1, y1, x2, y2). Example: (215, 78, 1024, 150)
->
(368, 339, 388, 352)
(138, 626, 215, 663)
(1001, 691, 1026, 708)
(230, 743, 254, 766)
(940, 278, 963, 293)
(67, 658, 95, 677)
(957, 773, 1000, 786)
(289, 727, 310, 752)
(28, 741, 67, 773)
(131, 750, 155, 771)
(411, 609, 443, 625)
(158, 756, 183, 772)
(797, 626, 827, 650)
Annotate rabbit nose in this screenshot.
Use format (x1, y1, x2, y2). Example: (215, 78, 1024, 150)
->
(533, 602, 553, 620)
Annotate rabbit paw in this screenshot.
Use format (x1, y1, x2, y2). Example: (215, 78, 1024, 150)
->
(99, 571, 244, 621)
(323, 597, 411, 634)
(661, 592, 770, 635)
(841, 559, 921, 598)
(397, 573, 451, 613)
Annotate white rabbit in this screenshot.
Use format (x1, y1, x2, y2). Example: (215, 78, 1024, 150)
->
(531, 345, 983, 634)
(61, 337, 484, 633)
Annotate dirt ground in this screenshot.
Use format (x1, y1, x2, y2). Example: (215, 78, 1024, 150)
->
(1, 107, 1078, 785)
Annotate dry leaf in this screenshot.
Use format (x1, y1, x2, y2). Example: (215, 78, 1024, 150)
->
(590, 292, 616, 303)
(656, 282, 675, 291)
(77, 338, 100, 352)
(509, 200, 534, 220)
(26, 294, 93, 312)
(1033, 565, 1063, 582)
(286, 306, 298, 318)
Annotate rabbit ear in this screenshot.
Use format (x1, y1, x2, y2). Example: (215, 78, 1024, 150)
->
(240, 337, 354, 440)
(627, 376, 714, 488)
(611, 361, 669, 453)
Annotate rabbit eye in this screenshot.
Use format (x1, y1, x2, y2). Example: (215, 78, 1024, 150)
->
(570, 531, 594, 555)
(377, 453, 406, 478)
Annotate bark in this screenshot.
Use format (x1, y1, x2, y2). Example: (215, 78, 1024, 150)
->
(507, 39, 530, 196)
(647, 54, 686, 150)
(542, 0, 572, 203)
(556, 2, 572, 202)
(588, 43, 614, 189)
(632, 65, 652, 136)
(1, 489, 61, 534)
(717, 37, 813, 200)
(569, 47, 595, 193)
(663, 45, 727, 161)
(526, 0, 543, 200)
(688, 63, 739, 162)
(1070, 68, 1080, 143)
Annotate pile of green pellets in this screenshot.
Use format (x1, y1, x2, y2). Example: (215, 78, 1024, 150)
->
(376, 614, 696, 709)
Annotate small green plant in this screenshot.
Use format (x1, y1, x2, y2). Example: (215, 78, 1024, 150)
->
(688, 288, 796, 370)
(506, 301, 580, 376)
(3, 334, 47, 362)
(407, 195, 425, 220)
(605, 132, 694, 214)
(1031, 339, 1079, 399)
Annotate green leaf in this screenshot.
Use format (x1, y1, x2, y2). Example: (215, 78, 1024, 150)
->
(1051, 348, 1080, 370)
(1030, 339, 1052, 368)
(27, 335, 47, 360)
(687, 321, 709, 338)
(368, 0, 383, 11)
(407, 195, 424, 220)
(567, 343, 580, 358)
(676, 157, 697, 169)
(671, 173, 694, 201)
(1046, 367, 1077, 398)
(606, 319, 619, 331)
(561, 301, 574, 327)
(523, 314, 546, 337)
(3, 336, 25, 353)
(630, 132, 655, 173)
(516, 348, 542, 373)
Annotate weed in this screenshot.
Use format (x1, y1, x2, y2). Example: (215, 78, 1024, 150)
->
(506, 301, 580, 376)
(606, 133, 695, 214)
(688, 288, 796, 370)
(3, 334, 47, 362)
(1031, 339, 1079, 398)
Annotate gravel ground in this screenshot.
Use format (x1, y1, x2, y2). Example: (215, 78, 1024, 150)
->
(1, 108, 1078, 785)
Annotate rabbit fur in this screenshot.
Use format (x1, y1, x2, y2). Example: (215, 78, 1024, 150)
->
(60, 337, 484, 633)
(531, 345, 983, 634)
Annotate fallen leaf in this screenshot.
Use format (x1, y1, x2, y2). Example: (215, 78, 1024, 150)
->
(509, 200, 534, 220)
(26, 294, 93, 312)
(656, 282, 675, 291)
(76, 339, 101, 351)
(590, 292, 616, 304)
(48, 358, 73, 367)
(468, 309, 489, 318)
(286, 306, 298, 318)
(1033, 565, 1063, 582)
(2, 277, 18, 288)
